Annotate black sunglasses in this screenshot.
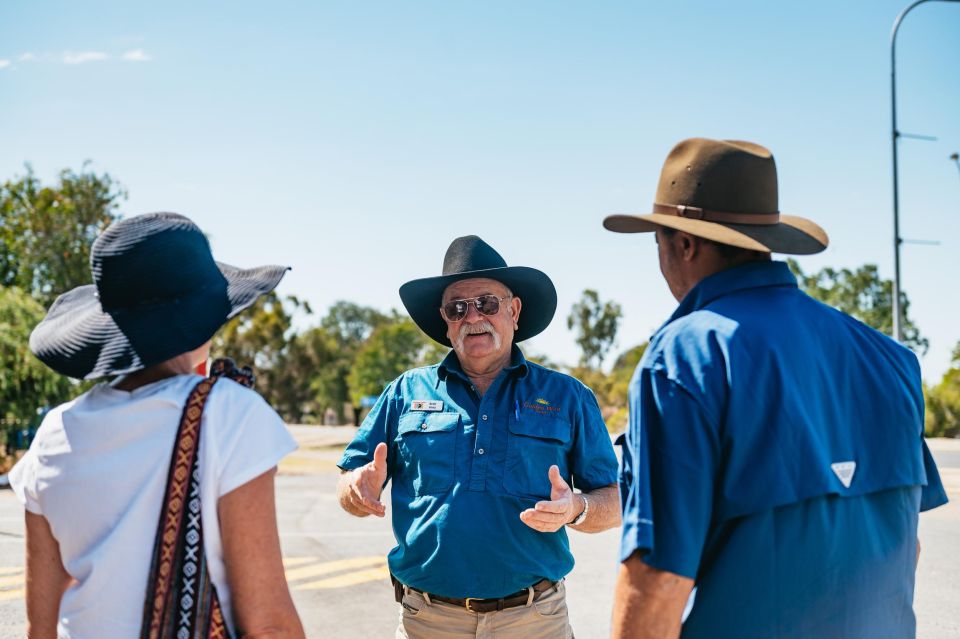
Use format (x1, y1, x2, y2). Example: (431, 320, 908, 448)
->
(440, 294, 511, 322)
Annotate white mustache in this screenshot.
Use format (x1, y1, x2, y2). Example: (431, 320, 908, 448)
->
(453, 320, 502, 351)
(461, 321, 495, 337)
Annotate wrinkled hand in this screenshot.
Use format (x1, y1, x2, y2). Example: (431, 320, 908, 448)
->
(519, 465, 581, 533)
(345, 442, 388, 517)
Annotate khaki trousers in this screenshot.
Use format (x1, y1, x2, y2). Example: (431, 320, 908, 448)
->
(395, 580, 574, 639)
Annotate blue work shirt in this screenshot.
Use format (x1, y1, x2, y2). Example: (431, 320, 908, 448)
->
(339, 346, 619, 599)
(619, 260, 948, 638)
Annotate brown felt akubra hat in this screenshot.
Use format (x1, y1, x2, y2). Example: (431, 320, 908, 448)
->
(603, 138, 829, 255)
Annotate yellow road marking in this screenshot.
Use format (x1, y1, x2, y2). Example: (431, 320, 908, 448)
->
(282, 556, 318, 568)
(0, 574, 25, 588)
(0, 588, 24, 602)
(296, 565, 390, 590)
(285, 556, 386, 582)
(0, 556, 390, 601)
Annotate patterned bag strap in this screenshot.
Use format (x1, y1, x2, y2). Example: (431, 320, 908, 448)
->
(141, 377, 231, 639)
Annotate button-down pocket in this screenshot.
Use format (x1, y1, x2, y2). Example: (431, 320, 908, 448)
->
(503, 416, 572, 499)
(396, 412, 460, 496)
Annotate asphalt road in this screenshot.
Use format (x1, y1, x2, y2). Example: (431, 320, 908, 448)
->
(0, 430, 958, 638)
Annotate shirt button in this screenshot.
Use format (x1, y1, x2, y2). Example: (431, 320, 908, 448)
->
(482, 414, 488, 421)
(478, 448, 485, 455)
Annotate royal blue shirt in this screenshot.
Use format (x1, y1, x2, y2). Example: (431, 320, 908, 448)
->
(339, 346, 619, 599)
(619, 260, 948, 638)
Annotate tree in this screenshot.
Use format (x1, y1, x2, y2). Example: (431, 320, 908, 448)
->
(347, 319, 431, 410)
(419, 339, 450, 367)
(319, 301, 391, 425)
(925, 342, 960, 438)
(788, 260, 928, 355)
(571, 342, 648, 433)
(321, 301, 389, 348)
(211, 293, 324, 423)
(1, 164, 126, 306)
(0, 287, 73, 457)
(567, 289, 622, 368)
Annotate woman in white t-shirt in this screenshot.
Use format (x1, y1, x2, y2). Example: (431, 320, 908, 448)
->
(9, 212, 305, 638)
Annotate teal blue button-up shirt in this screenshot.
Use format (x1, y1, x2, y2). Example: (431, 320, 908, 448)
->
(339, 346, 619, 598)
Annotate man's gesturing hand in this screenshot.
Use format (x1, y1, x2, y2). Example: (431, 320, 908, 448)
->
(519, 465, 583, 533)
(343, 442, 388, 517)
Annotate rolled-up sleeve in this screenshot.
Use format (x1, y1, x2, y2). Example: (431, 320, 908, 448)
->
(920, 437, 949, 512)
(338, 382, 398, 475)
(8, 451, 42, 515)
(620, 368, 719, 580)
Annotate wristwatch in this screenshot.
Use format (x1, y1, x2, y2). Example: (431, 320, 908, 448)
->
(568, 494, 589, 526)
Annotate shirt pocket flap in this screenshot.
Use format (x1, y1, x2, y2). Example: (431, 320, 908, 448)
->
(398, 412, 460, 436)
(508, 417, 571, 445)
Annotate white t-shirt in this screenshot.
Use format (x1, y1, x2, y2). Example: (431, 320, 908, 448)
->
(8, 374, 297, 639)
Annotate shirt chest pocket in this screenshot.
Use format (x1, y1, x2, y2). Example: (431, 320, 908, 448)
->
(503, 416, 572, 500)
(395, 412, 460, 496)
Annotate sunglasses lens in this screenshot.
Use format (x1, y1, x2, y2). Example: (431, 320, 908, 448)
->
(477, 295, 501, 316)
(443, 301, 468, 322)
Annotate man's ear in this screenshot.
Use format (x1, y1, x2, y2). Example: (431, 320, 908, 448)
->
(678, 232, 700, 262)
(510, 296, 522, 330)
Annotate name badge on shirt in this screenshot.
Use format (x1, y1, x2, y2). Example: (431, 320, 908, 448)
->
(411, 400, 444, 412)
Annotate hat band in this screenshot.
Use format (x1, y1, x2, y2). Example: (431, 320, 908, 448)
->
(653, 203, 780, 225)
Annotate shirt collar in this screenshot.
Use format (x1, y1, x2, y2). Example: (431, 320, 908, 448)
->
(664, 260, 798, 327)
(438, 344, 530, 383)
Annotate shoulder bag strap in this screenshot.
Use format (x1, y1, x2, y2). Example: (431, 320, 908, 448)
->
(141, 377, 231, 639)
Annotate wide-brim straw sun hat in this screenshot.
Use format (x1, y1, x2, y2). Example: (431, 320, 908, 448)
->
(399, 235, 557, 346)
(30, 212, 290, 380)
(603, 137, 829, 254)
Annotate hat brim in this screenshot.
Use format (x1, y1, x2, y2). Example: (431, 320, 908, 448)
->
(603, 213, 828, 255)
(399, 266, 557, 346)
(29, 262, 289, 380)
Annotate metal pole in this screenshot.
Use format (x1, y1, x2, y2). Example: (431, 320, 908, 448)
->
(890, 0, 960, 343)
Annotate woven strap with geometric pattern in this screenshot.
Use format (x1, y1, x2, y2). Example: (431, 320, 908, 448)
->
(140, 377, 231, 639)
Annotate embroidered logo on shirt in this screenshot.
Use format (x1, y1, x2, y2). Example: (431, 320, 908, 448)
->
(411, 400, 443, 412)
(521, 399, 561, 416)
(830, 461, 856, 488)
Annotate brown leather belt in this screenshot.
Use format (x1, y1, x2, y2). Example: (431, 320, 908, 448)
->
(392, 575, 558, 613)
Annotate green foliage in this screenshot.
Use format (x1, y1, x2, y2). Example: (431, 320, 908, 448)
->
(925, 344, 960, 438)
(567, 289, 622, 367)
(212, 293, 326, 423)
(320, 301, 392, 424)
(1, 164, 125, 306)
(568, 342, 647, 433)
(607, 343, 647, 408)
(0, 287, 73, 448)
(787, 259, 928, 355)
(321, 301, 389, 348)
(419, 340, 451, 367)
(347, 319, 431, 406)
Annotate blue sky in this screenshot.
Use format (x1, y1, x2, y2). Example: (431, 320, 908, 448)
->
(3, 1, 959, 380)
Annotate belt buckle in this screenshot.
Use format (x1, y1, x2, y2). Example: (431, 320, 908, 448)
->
(464, 597, 481, 613)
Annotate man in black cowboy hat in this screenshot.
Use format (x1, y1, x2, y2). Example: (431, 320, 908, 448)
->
(606, 138, 948, 638)
(336, 236, 620, 638)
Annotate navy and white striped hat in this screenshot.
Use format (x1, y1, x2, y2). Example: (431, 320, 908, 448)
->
(30, 212, 289, 380)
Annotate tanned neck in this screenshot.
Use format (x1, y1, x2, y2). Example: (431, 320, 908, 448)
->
(114, 359, 196, 392)
(460, 350, 512, 396)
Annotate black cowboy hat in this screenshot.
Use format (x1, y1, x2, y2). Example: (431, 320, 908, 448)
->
(399, 235, 557, 346)
(29, 212, 290, 380)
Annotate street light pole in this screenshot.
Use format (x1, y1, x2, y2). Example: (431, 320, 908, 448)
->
(890, 0, 960, 343)
(951, 152, 960, 179)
